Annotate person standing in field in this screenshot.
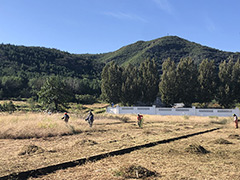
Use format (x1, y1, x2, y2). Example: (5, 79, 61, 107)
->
(233, 114, 238, 128)
(137, 114, 143, 128)
(62, 112, 70, 123)
(85, 110, 94, 127)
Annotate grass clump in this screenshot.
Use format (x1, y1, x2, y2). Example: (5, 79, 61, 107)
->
(209, 116, 218, 119)
(228, 134, 240, 140)
(212, 138, 233, 144)
(210, 119, 228, 125)
(74, 139, 98, 146)
(107, 115, 130, 123)
(18, 144, 44, 155)
(185, 144, 209, 154)
(114, 164, 158, 179)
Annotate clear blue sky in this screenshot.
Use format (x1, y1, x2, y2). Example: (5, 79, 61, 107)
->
(0, 0, 240, 54)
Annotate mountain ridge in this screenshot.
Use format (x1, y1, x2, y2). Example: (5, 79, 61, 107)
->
(1, 36, 240, 79)
(78, 36, 240, 68)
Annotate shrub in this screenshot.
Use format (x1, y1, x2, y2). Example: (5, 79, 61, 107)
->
(1, 101, 16, 113)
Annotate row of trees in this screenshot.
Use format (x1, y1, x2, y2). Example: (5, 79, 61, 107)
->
(101, 58, 240, 108)
(101, 59, 159, 106)
(2, 57, 239, 111)
(160, 58, 240, 108)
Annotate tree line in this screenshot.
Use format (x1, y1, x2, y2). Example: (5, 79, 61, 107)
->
(1, 54, 240, 110)
(101, 58, 240, 108)
(0, 43, 104, 101)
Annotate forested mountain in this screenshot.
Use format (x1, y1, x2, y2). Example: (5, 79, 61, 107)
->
(0, 44, 104, 78)
(0, 44, 104, 100)
(80, 36, 240, 67)
(1, 35, 240, 102)
(1, 36, 240, 79)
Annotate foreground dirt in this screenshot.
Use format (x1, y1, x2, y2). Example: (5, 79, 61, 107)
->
(1, 114, 239, 179)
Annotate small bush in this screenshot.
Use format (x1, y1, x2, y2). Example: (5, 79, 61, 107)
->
(0, 101, 16, 113)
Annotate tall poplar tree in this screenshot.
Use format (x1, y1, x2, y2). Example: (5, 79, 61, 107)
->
(232, 59, 240, 102)
(197, 59, 217, 106)
(101, 61, 122, 103)
(120, 64, 140, 105)
(176, 57, 198, 107)
(216, 60, 235, 108)
(159, 58, 177, 106)
(139, 59, 159, 104)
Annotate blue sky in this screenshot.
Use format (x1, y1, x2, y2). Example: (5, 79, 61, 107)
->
(0, 0, 240, 54)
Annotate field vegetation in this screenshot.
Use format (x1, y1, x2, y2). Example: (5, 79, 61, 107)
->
(1, 108, 239, 179)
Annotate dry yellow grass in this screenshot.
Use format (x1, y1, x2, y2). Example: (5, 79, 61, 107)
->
(0, 112, 239, 179)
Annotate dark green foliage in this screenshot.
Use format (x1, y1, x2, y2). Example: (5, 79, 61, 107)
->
(2, 36, 240, 107)
(65, 77, 101, 96)
(232, 59, 240, 102)
(0, 76, 27, 98)
(120, 64, 141, 105)
(38, 76, 73, 111)
(216, 60, 235, 108)
(197, 59, 217, 106)
(159, 58, 178, 106)
(75, 94, 96, 104)
(81, 36, 240, 69)
(101, 59, 159, 105)
(0, 101, 16, 113)
(0, 43, 103, 99)
(138, 59, 159, 104)
(0, 44, 103, 78)
(176, 57, 198, 107)
(101, 62, 122, 103)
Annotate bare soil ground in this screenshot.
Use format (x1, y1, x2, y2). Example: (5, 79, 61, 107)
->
(1, 113, 240, 179)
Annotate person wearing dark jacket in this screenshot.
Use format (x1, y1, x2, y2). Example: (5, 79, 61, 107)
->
(62, 112, 70, 123)
(85, 110, 94, 127)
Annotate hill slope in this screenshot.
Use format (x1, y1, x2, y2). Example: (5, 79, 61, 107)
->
(81, 36, 240, 67)
(1, 36, 240, 79)
(0, 44, 104, 78)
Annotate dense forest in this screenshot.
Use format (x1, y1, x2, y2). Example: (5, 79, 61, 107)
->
(1, 36, 240, 110)
(0, 44, 104, 100)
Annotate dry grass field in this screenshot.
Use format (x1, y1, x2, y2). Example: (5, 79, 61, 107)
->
(0, 111, 240, 179)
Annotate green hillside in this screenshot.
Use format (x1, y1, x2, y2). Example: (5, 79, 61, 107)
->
(1, 35, 240, 101)
(80, 36, 240, 67)
(0, 44, 104, 79)
(1, 35, 240, 79)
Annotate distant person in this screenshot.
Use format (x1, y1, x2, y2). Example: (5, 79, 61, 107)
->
(137, 114, 143, 128)
(233, 114, 238, 128)
(85, 110, 94, 127)
(111, 102, 114, 107)
(62, 112, 70, 123)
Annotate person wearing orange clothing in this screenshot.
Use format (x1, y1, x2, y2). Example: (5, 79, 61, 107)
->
(137, 114, 143, 128)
